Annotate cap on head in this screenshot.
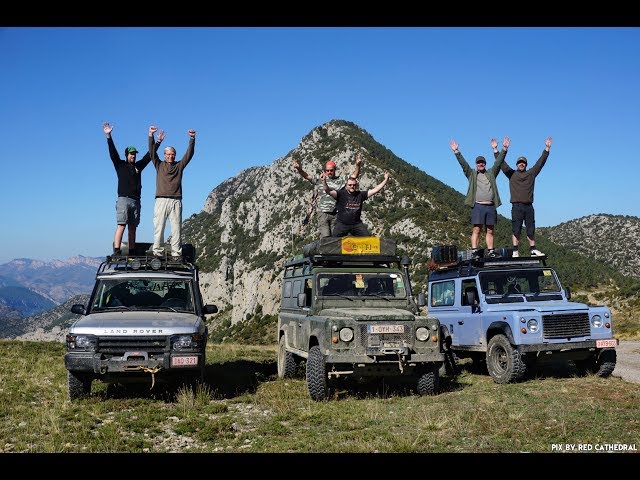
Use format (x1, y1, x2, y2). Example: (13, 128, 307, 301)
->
(516, 156, 528, 166)
(475, 156, 486, 165)
(125, 146, 138, 155)
(325, 161, 337, 170)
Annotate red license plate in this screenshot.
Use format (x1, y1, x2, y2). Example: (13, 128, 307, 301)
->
(596, 339, 617, 348)
(171, 356, 198, 367)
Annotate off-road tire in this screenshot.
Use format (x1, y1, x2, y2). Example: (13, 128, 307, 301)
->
(576, 349, 617, 377)
(306, 345, 328, 401)
(67, 370, 92, 401)
(417, 365, 440, 395)
(595, 349, 617, 377)
(439, 326, 459, 376)
(486, 334, 526, 384)
(278, 335, 298, 379)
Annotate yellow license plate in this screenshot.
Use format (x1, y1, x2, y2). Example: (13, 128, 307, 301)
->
(341, 237, 380, 254)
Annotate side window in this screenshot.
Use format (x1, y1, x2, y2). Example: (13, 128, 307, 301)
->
(430, 281, 455, 306)
(283, 281, 292, 298)
(293, 280, 302, 296)
(304, 278, 312, 307)
(461, 279, 479, 306)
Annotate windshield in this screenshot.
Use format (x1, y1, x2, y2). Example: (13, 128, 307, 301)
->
(92, 278, 194, 312)
(479, 268, 561, 299)
(317, 272, 406, 298)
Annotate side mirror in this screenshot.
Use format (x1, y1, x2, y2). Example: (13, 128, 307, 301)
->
(565, 286, 571, 300)
(203, 304, 218, 314)
(70, 304, 86, 315)
(416, 292, 426, 307)
(297, 293, 306, 308)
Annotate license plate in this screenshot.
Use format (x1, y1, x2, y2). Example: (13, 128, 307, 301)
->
(369, 324, 404, 334)
(171, 356, 198, 366)
(596, 339, 618, 348)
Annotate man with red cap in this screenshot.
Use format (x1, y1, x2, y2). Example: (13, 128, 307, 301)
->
(450, 138, 508, 258)
(293, 151, 362, 238)
(493, 136, 552, 257)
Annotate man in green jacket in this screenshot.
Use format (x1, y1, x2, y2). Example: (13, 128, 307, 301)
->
(450, 138, 508, 258)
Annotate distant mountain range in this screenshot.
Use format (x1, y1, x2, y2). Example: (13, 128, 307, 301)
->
(0, 256, 100, 322)
(539, 214, 640, 280)
(1, 120, 638, 341)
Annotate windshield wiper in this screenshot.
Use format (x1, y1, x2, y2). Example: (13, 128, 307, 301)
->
(155, 305, 179, 312)
(97, 305, 132, 311)
(324, 293, 354, 301)
(366, 293, 392, 301)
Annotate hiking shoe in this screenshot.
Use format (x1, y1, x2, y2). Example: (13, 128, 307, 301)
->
(512, 250, 519, 258)
(487, 250, 498, 258)
(530, 248, 545, 257)
(113, 247, 122, 255)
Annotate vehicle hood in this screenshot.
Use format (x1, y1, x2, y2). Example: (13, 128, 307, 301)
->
(485, 300, 592, 314)
(319, 307, 416, 321)
(70, 311, 202, 335)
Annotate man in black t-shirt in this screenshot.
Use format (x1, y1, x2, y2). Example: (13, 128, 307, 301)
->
(103, 122, 164, 255)
(322, 171, 390, 237)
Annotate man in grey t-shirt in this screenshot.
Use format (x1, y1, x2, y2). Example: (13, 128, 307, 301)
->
(294, 152, 362, 238)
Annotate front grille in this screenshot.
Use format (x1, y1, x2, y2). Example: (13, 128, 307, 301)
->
(542, 313, 590, 339)
(97, 336, 168, 355)
(357, 322, 413, 348)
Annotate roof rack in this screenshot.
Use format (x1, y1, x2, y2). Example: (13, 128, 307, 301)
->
(98, 252, 196, 274)
(432, 255, 547, 272)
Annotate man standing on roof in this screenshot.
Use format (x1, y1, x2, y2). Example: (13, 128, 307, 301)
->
(103, 122, 164, 255)
(294, 151, 363, 238)
(493, 136, 552, 257)
(450, 138, 508, 258)
(148, 125, 196, 259)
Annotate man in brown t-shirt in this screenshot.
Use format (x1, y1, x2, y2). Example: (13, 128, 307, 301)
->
(148, 126, 196, 258)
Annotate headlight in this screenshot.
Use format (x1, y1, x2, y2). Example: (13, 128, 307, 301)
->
(171, 334, 203, 350)
(592, 315, 602, 328)
(66, 334, 97, 351)
(339, 328, 354, 342)
(527, 319, 539, 333)
(416, 327, 430, 342)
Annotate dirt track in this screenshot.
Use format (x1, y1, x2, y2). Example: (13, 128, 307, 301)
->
(612, 341, 640, 384)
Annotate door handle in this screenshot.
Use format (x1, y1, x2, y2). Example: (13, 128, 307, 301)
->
(458, 320, 464, 325)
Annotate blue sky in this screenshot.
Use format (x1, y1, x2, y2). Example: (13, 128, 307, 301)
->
(1, 27, 639, 264)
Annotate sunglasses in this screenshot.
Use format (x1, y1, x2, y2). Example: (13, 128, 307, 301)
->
(325, 169, 335, 172)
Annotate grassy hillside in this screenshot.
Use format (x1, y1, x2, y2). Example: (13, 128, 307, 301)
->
(1, 340, 638, 454)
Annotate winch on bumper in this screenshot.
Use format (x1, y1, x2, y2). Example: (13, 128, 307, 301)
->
(64, 350, 204, 374)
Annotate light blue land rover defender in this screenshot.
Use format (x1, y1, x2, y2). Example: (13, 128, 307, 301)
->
(428, 247, 617, 384)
